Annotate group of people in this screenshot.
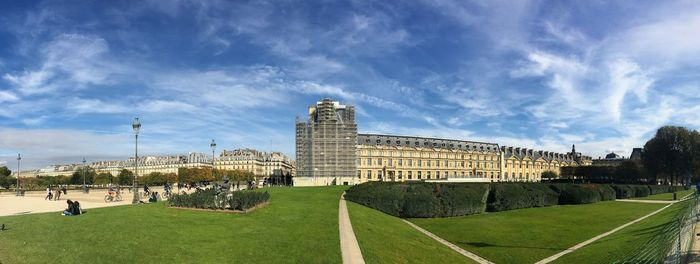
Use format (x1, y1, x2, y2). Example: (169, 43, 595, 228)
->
(62, 200, 82, 216)
(44, 185, 68, 201)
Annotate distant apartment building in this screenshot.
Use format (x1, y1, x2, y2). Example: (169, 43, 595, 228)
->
(215, 148, 293, 177)
(295, 99, 358, 186)
(92, 152, 211, 176)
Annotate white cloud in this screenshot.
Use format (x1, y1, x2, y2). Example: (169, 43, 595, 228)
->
(3, 34, 123, 95)
(0, 90, 19, 102)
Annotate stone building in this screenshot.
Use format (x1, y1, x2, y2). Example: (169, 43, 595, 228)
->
(215, 148, 293, 177)
(295, 99, 358, 186)
(500, 146, 591, 181)
(356, 134, 501, 182)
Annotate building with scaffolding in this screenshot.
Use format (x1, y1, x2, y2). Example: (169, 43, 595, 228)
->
(295, 98, 358, 186)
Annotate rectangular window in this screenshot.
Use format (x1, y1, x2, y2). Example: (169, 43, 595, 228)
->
(367, 158, 371, 166)
(367, 170, 372, 179)
(398, 159, 403, 166)
(418, 159, 421, 167)
(357, 170, 361, 178)
(378, 170, 383, 179)
(418, 171, 422, 179)
(398, 171, 403, 179)
(378, 158, 382, 165)
(408, 159, 413, 166)
(436, 160, 439, 167)
(408, 171, 413, 180)
(444, 171, 449, 178)
(427, 171, 431, 179)
(388, 158, 392, 165)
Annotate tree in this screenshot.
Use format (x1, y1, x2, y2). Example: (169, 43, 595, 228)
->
(71, 167, 97, 185)
(0, 166, 12, 189)
(615, 160, 644, 184)
(94, 172, 114, 185)
(0, 166, 11, 177)
(643, 126, 699, 185)
(117, 169, 134, 186)
(541, 171, 558, 180)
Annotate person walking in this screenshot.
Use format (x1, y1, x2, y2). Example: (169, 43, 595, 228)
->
(45, 186, 53, 200)
(54, 186, 61, 201)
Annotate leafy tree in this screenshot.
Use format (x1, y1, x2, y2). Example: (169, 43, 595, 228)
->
(0, 166, 11, 177)
(71, 167, 97, 185)
(643, 126, 699, 185)
(94, 172, 114, 185)
(541, 171, 558, 180)
(615, 160, 644, 184)
(117, 169, 134, 186)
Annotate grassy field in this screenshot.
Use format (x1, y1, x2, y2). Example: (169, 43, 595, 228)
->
(634, 189, 695, 201)
(409, 201, 665, 264)
(347, 202, 474, 264)
(0, 186, 347, 263)
(553, 199, 692, 263)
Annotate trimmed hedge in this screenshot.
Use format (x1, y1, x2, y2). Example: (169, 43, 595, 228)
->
(596, 184, 617, 201)
(550, 184, 601, 204)
(486, 183, 558, 212)
(345, 182, 489, 218)
(347, 182, 686, 218)
(169, 189, 269, 211)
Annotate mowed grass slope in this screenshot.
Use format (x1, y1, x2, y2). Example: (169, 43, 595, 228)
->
(634, 189, 695, 201)
(552, 200, 691, 264)
(409, 201, 665, 264)
(347, 202, 475, 264)
(0, 186, 347, 264)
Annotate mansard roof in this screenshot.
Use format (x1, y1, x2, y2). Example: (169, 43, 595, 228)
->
(357, 133, 500, 153)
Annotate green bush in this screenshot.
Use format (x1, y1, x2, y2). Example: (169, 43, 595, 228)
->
(345, 182, 406, 217)
(169, 189, 269, 211)
(648, 185, 668, 195)
(612, 185, 635, 199)
(550, 184, 601, 204)
(631, 185, 650, 197)
(228, 191, 270, 210)
(487, 183, 558, 212)
(345, 182, 489, 218)
(596, 184, 616, 201)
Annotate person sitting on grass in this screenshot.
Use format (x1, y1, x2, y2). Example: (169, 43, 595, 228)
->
(72, 201, 82, 215)
(62, 200, 75, 216)
(149, 192, 158, 203)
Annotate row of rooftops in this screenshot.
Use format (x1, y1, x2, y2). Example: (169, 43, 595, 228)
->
(357, 133, 593, 162)
(357, 134, 500, 153)
(501, 146, 592, 162)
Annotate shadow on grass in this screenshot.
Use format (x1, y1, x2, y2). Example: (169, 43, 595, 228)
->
(458, 241, 567, 251)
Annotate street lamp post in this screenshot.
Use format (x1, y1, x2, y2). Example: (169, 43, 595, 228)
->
(210, 139, 216, 180)
(16, 153, 21, 197)
(82, 157, 88, 193)
(132, 117, 141, 204)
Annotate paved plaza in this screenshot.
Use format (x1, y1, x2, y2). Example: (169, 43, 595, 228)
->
(0, 187, 169, 217)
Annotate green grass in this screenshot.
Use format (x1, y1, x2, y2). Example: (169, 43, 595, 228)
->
(633, 189, 695, 201)
(0, 186, 347, 263)
(347, 202, 475, 264)
(553, 200, 691, 263)
(409, 201, 665, 264)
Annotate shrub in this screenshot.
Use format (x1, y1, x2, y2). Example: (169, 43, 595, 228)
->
(596, 184, 616, 201)
(345, 182, 489, 218)
(648, 185, 668, 195)
(228, 191, 270, 211)
(487, 183, 558, 212)
(169, 189, 269, 211)
(438, 183, 490, 216)
(612, 185, 635, 199)
(345, 182, 406, 217)
(631, 185, 650, 197)
(550, 184, 601, 204)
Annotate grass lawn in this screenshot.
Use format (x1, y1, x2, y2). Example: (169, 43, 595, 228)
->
(0, 186, 347, 263)
(347, 202, 475, 264)
(553, 199, 692, 263)
(633, 189, 695, 201)
(409, 201, 665, 264)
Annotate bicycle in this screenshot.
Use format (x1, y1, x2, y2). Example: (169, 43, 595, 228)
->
(104, 192, 122, 203)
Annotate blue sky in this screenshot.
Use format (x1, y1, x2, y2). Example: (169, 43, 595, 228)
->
(1, 1, 700, 169)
